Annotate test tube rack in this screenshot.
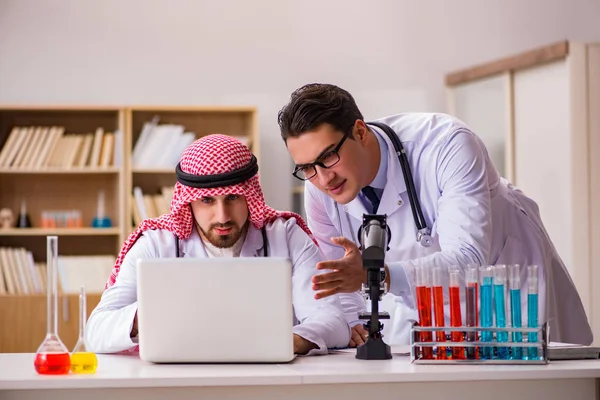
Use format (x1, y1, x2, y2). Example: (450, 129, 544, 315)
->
(410, 322, 549, 365)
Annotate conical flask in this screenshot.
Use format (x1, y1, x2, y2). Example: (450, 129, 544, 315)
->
(70, 286, 98, 373)
(34, 236, 71, 375)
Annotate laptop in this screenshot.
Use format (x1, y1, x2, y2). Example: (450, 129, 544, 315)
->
(136, 257, 295, 363)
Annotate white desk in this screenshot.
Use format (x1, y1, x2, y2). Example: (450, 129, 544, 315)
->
(0, 352, 599, 400)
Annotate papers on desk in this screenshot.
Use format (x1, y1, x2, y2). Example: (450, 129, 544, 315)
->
(548, 342, 600, 360)
(329, 345, 411, 356)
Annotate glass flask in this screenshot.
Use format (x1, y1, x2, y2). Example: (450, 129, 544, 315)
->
(34, 236, 71, 375)
(70, 286, 98, 373)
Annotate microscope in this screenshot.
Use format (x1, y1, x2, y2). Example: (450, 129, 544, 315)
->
(356, 214, 393, 360)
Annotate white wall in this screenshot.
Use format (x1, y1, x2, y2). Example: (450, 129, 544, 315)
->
(0, 0, 599, 210)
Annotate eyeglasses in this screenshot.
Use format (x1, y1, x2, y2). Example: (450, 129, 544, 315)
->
(292, 127, 351, 181)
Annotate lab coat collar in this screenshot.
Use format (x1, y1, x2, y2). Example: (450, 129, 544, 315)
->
(345, 125, 408, 220)
(240, 223, 266, 257)
(369, 130, 389, 190)
(181, 223, 265, 258)
(179, 224, 208, 258)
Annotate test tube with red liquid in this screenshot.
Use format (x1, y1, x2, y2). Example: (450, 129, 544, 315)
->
(448, 265, 465, 359)
(34, 236, 71, 375)
(415, 265, 433, 359)
(432, 266, 447, 359)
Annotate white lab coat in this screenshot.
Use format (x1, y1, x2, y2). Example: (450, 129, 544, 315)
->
(304, 112, 593, 345)
(86, 217, 360, 355)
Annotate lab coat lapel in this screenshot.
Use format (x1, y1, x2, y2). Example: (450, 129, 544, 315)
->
(240, 224, 264, 257)
(180, 225, 209, 258)
(375, 125, 408, 218)
(345, 197, 371, 222)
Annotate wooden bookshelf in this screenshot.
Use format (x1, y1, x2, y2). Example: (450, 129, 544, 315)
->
(0, 105, 259, 352)
(0, 167, 120, 174)
(0, 228, 121, 236)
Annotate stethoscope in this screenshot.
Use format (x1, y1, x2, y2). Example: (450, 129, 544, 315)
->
(174, 224, 269, 257)
(337, 121, 433, 248)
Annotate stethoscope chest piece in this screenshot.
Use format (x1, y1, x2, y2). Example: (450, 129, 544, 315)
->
(417, 228, 433, 248)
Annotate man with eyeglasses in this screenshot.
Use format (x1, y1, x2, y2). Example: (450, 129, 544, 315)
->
(277, 83, 593, 347)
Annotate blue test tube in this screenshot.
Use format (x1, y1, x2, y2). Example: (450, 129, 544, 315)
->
(479, 266, 494, 359)
(508, 264, 523, 359)
(465, 266, 478, 359)
(493, 265, 508, 359)
(527, 265, 539, 360)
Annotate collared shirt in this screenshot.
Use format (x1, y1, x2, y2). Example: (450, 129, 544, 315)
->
(359, 128, 388, 211)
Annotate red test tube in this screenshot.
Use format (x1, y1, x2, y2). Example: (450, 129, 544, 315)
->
(448, 265, 465, 359)
(432, 265, 447, 359)
(415, 265, 433, 359)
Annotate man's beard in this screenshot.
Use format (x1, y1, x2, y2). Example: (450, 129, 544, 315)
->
(197, 220, 249, 248)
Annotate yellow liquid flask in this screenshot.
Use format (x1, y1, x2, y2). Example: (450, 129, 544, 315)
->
(70, 286, 98, 374)
(34, 236, 71, 375)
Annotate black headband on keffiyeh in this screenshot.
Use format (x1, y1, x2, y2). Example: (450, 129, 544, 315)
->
(175, 154, 259, 188)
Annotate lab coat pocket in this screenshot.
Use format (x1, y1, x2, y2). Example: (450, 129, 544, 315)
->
(494, 236, 525, 265)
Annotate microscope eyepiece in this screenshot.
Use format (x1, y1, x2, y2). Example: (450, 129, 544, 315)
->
(358, 214, 391, 253)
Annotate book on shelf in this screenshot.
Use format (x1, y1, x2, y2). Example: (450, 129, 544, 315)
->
(131, 119, 252, 169)
(56, 255, 115, 294)
(0, 125, 121, 170)
(131, 186, 175, 225)
(0, 247, 43, 295)
(0, 246, 114, 296)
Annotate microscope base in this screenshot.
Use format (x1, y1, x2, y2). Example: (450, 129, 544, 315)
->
(356, 337, 392, 360)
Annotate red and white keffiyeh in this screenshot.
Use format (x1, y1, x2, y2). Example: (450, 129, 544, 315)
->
(105, 134, 314, 290)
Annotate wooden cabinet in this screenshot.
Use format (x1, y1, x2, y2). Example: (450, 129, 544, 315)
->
(446, 41, 600, 344)
(0, 294, 102, 353)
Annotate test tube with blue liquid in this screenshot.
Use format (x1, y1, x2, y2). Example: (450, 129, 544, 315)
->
(493, 265, 508, 359)
(479, 266, 494, 359)
(464, 265, 478, 359)
(508, 264, 523, 359)
(527, 265, 539, 360)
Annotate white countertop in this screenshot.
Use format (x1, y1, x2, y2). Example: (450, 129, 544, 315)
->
(1, 351, 600, 390)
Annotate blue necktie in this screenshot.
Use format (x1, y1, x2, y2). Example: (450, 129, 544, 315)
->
(361, 186, 381, 214)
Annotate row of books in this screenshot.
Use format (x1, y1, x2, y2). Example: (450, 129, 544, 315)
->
(131, 118, 252, 168)
(0, 122, 253, 171)
(131, 186, 175, 225)
(0, 126, 119, 169)
(0, 246, 115, 295)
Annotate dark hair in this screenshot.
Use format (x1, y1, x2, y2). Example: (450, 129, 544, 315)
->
(277, 83, 364, 141)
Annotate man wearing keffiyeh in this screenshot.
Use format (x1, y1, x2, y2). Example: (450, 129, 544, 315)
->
(86, 134, 364, 355)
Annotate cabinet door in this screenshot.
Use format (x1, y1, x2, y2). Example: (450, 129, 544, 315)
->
(0, 294, 101, 353)
(513, 60, 573, 272)
(448, 73, 512, 181)
(588, 44, 600, 343)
